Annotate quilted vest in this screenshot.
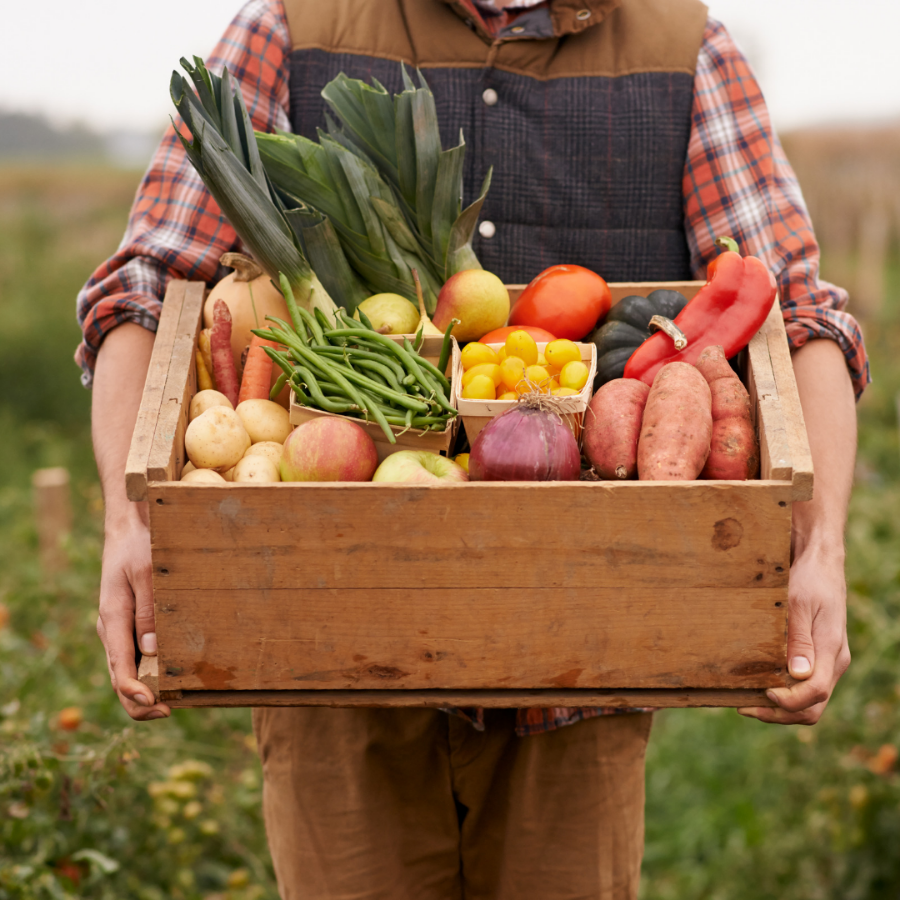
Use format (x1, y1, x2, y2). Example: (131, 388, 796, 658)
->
(281, 0, 708, 283)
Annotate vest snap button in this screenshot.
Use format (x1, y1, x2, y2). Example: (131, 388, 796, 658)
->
(478, 221, 496, 239)
(576, 9, 591, 20)
(482, 88, 498, 107)
(510, 25, 524, 33)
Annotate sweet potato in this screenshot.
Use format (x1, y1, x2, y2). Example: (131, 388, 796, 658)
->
(583, 379, 650, 479)
(695, 345, 759, 480)
(637, 362, 712, 480)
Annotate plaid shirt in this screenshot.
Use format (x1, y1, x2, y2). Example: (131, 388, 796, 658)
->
(77, 2, 869, 736)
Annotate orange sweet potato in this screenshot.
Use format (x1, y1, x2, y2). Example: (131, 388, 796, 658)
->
(637, 362, 712, 480)
(695, 345, 759, 480)
(583, 379, 650, 479)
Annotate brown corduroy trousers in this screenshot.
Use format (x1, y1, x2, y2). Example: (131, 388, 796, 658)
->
(252, 707, 653, 900)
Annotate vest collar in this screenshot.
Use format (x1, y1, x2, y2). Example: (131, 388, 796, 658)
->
(440, 0, 623, 42)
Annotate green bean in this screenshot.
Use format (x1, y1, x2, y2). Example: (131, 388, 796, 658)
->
(437, 317, 457, 376)
(269, 371, 288, 402)
(413, 324, 424, 352)
(279, 274, 306, 338)
(356, 308, 377, 331)
(410, 350, 452, 395)
(313, 306, 333, 334)
(295, 306, 325, 345)
(349, 358, 403, 392)
(294, 364, 358, 413)
(263, 346, 294, 378)
(314, 346, 407, 382)
(288, 345, 370, 413)
(402, 338, 455, 414)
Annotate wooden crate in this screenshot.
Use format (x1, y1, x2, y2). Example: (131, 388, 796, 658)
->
(128, 280, 812, 711)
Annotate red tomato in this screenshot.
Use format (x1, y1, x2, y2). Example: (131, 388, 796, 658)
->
(478, 325, 557, 344)
(508, 265, 611, 340)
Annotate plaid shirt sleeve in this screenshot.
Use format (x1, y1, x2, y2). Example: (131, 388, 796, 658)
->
(684, 18, 870, 399)
(75, 0, 291, 386)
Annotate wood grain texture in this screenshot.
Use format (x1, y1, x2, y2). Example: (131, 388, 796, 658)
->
(147, 282, 205, 485)
(762, 307, 814, 501)
(149, 481, 791, 591)
(125, 281, 186, 501)
(155, 687, 777, 709)
(152, 579, 789, 692)
(746, 329, 793, 482)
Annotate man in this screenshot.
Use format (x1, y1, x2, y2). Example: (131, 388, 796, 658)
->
(78, 1, 867, 897)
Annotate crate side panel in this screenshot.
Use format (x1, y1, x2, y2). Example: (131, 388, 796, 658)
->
(125, 281, 187, 501)
(149, 481, 792, 592)
(153, 584, 787, 692)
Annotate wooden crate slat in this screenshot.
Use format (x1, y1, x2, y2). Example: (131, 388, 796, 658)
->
(152, 687, 777, 710)
(149, 480, 791, 592)
(146, 282, 206, 484)
(124, 281, 187, 502)
(154, 584, 788, 692)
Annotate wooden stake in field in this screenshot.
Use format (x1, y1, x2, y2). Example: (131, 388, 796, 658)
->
(32, 467, 72, 572)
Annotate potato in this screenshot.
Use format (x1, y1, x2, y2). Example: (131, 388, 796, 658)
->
(695, 345, 759, 480)
(221, 465, 236, 482)
(243, 441, 284, 468)
(637, 362, 712, 481)
(181, 460, 196, 477)
(232, 455, 280, 483)
(583, 379, 650, 479)
(235, 399, 292, 444)
(184, 406, 251, 471)
(190, 389, 234, 421)
(180, 468, 226, 484)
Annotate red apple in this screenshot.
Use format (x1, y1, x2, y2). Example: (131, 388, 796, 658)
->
(372, 450, 469, 484)
(280, 417, 378, 482)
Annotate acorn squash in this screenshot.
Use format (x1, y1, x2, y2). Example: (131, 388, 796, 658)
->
(589, 290, 688, 388)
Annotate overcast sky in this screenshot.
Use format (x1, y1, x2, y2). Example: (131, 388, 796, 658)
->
(2, 0, 897, 135)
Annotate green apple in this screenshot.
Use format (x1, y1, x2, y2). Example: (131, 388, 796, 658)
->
(355, 293, 420, 334)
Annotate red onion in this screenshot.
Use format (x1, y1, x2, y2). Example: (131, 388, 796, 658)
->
(469, 395, 582, 481)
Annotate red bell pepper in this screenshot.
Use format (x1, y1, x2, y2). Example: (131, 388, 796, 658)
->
(623, 237, 777, 386)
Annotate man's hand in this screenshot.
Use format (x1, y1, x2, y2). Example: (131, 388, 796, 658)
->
(739, 338, 857, 726)
(97, 511, 170, 720)
(92, 323, 170, 721)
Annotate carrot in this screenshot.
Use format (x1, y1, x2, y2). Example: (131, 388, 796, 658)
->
(198, 329, 216, 389)
(637, 362, 712, 481)
(238, 333, 279, 404)
(583, 378, 650, 479)
(210, 299, 240, 407)
(695, 345, 759, 480)
(195, 349, 213, 392)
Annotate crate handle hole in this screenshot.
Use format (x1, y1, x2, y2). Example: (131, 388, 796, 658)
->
(156, 498, 164, 505)
(159, 568, 169, 576)
(775, 601, 783, 607)
(778, 501, 787, 508)
(775, 566, 784, 573)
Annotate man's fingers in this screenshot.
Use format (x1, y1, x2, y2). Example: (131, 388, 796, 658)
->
(738, 698, 828, 726)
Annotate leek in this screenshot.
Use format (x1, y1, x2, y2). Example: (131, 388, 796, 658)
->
(170, 57, 340, 317)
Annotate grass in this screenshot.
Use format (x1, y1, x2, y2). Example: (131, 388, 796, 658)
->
(0, 164, 898, 898)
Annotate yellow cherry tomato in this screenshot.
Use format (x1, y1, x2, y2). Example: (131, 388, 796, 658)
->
(497, 391, 518, 401)
(504, 330, 538, 366)
(559, 360, 589, 391)
(460, 342, 499, 371)
(453, 453, 470, 473)
(546, 364, 561, 377)
(545, 339, 581, 370)
(462, 374, 496, 400)
(537, 352, 549, 367)
(496, 346, 508, 363)
(548, 377, 560, 392)
(552, 387, 580, 396)
(524, 365, 551, 392)
(462, 363, 502, 388)
(499, 356, 526, 392)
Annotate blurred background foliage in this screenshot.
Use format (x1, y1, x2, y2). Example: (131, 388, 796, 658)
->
(0, 122, 898, 898)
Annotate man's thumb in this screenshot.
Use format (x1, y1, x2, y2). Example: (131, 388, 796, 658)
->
(787, 599, 815, 681)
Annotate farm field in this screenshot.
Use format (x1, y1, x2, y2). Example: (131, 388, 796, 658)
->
(0, 164, 898, 899)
